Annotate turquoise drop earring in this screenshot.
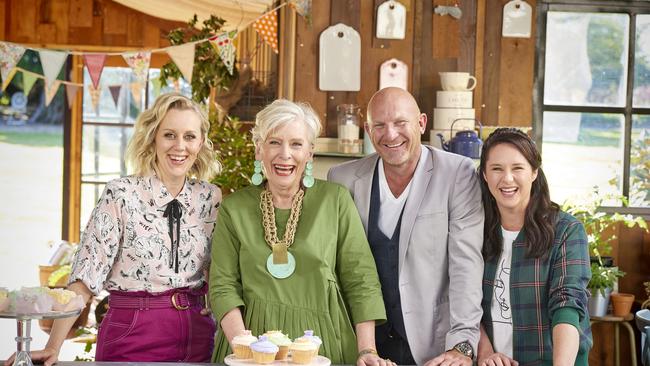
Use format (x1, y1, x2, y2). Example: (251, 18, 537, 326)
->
(302, 161, 314, 188)
(252, 160, 264, 185)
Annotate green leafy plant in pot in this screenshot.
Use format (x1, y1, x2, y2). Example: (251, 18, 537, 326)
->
(563, 187, 648, 316)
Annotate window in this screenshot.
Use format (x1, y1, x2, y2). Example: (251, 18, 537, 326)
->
(536, 1, 650, 211)
(80, 67, 191, 227)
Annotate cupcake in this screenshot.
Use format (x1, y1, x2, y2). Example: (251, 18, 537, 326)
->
(297, 330, 322, 356)
(262, 330, 292, 360)
(231, 330, 257, 359)
(289, 338, 317, 364)
(46, 288, 84, 311)
(250, 336, 279, 364)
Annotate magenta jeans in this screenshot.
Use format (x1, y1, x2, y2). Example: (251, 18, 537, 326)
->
(95, 286, 215, 362)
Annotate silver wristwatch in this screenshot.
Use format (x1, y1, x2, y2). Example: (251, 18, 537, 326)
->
(452, 341, 474, 359)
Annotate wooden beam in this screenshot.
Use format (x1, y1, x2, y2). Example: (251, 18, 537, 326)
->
(62, 54, 83, 242)
(277, 5, 296, 100)
(482, 0, 503, 125)
(473, 0, 486, 115)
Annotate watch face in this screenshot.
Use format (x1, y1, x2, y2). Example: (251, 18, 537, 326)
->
(454, 342, 473, 357)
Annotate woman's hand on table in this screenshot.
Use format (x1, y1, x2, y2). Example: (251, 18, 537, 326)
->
(478, 352, 518, 366)
(5, 347, 59, 366)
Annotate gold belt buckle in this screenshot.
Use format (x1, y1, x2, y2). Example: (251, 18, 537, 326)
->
(171, 293, 189, 310)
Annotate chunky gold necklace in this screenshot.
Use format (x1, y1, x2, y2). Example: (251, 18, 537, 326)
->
(260, 188, 304, 267)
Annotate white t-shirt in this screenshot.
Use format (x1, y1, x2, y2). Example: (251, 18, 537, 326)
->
(376, 147, 427, 238)
(490, 227, 519, 358)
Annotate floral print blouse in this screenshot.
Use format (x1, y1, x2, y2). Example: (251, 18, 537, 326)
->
(69, 175, 221, 295)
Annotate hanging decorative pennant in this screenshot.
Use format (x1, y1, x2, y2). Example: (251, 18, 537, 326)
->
(83, 54, 107, 89)
(44, 80, 61, 106)
(167, 43, 196, 83)
(210, 31, 237, 75)
(253, 10, 279, 53)
(123, 51, 151, 83)
(0, 42, 26, 91)
(65, 84, 80, 109)
(130, 82, 143, 107)
(289, 0, 312, 22)
(88, 84, 102, 113)
(39, 50, 68, 84)
(108, 85, 122, 108)
(22, 71, 38, 96)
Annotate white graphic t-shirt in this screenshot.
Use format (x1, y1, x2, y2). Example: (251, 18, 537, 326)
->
(490, 227, 519, 358)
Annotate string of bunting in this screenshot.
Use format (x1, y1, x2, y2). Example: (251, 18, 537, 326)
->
(0, 0, 311, 110)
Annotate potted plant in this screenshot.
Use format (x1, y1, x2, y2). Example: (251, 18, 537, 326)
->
(563, 187, 648, 317)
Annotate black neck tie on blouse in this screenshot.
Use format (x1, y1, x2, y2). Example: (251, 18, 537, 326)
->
(163, 199, 183, 273)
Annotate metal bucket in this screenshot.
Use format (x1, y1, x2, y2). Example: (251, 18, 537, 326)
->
(588, 288, 612, 317)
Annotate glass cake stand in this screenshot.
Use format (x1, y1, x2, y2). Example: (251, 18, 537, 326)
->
(0, 309, 81, 366)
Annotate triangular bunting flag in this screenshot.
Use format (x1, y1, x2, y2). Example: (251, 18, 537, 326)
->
(108, 85, 121, 108)
(130, 82, 143, 107)
(65, 84, 80, 109)
(0, 42, 26, 91)
(88, 84, 102, 114)
(166, 43, 196, 84)
(44, 80, 61, 106)
(151, 77, 162, 98)
(83, 54, 107, 89)
(39, 50, 68, 84)
(22, 71, 38, 96)
(253, 10, 279, 53)
(211, 31, 237, 75)
(123, 52, 151, 83)
(289, 0, 312, 21)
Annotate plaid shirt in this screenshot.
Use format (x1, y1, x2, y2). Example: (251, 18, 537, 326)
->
(481, 211, 593, 365)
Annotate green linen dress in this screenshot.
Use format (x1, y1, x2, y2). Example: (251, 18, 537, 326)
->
(209, 179, 386, 364)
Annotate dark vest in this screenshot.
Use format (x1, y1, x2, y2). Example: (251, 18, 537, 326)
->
(368, 163, 408, 341)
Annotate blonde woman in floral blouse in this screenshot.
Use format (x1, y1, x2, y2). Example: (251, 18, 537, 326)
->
(5, 93, 222, 365)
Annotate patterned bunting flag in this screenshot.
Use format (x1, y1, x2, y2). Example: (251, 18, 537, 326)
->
(39, 50, 68, 84)
(88, 84, 102, 113)
(167, 43, 196, 83)
(0, 42, 26, 91)
(253, 10, 279, 54)
(22, 71, 38, 96)
(65, 84, 80, 109)
(108, 85, 121, 108)
(123, 51, 151, 83)
(130, 82, 143, 107)
(210, 31, 237, 75)
(44, 80, 61, 106)
(83, 54, 107, 89)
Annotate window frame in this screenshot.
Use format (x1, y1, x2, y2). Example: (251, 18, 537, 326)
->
(534, 0, 650, 216)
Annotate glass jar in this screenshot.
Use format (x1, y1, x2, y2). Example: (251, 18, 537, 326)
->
(336, 104, 361, 153)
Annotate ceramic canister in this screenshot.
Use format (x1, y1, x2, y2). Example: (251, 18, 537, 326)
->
(433, 108, 475, 130)
(436, 91, 473, 108)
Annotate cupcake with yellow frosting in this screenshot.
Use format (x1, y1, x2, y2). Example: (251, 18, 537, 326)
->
(297, 330, 322, 356)
(289, 337, 317, 364)
(250, 336, 278, 364)
(262, 330, 292, 360)
(231, 330, 257, 359)
(46, 288, 83, 311)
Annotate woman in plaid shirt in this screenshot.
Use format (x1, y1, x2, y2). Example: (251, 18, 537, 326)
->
(476, 128, 592, 366)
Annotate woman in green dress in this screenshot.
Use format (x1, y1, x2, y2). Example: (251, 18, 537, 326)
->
(209, 99, 388, 365)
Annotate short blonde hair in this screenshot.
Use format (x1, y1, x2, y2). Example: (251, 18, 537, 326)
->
(251, 99, 322, 147)
(125, 92, 221, 181)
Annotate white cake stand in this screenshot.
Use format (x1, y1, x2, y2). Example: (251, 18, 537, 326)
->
(0, 309, 81, 366)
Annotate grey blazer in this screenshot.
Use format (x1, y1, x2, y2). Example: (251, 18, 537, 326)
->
(328, 146, 484, 365)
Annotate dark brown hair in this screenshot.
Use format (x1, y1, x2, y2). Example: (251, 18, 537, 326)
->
(478, 128, 559, 260)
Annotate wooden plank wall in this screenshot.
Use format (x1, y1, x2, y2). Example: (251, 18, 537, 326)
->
(0, 0, 184, 67)
(294, 1, 537, 138)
